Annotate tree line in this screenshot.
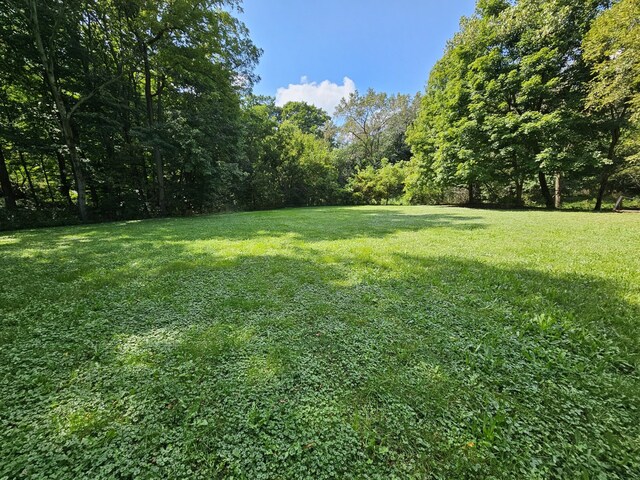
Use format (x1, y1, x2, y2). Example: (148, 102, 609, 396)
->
(1, 0, 639, 229)
(407, 0, 640, 210)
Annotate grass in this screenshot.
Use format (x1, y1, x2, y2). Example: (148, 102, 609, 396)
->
(1, 206, 638, 479)
(561, 196, 640, 211)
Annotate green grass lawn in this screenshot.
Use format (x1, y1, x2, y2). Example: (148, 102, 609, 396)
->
(1, 206, 639, 479)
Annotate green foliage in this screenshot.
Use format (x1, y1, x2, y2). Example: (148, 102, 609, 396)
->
(402, 158, 451, 204)
(280, 102, 331, 138)
(274, 123, 340, 207)
(407, 0, 629, 208)
(0, 0, 260, 221)
(335, 90, 420, 168)
(2, 0, 640, 225)
(581, 0, 640, 203)
(1, 207, 639, 478)
(237, 102, 342, 209)
(348, 159, 408, 204)
(583, 0, 640, 119)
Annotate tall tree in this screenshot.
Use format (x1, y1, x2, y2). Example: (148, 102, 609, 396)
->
(409, 0, 608, 208)
(23, 0, 123, 220)
(335, 89, 418, 168)
(0, 0, 260, 223)
(583, 0, 640, 210)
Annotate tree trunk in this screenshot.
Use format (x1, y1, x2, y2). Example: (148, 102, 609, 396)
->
(153, 142, 165, 215)
(554, 173, 562, 209)
(40, 157, 56, 203)
(55, 151, 73, 207)
(468, 183, 475, 205)
(595, 128, 620, 212)
(139, 157, 151, 215)
(63, 120, 88, 220)
(28, 0, 87, 221)
(515, 179, 524, 207)
(155, 75, 166, 215)
(19, 151, 40, 208)
(538, 171, 554, 209)
(0, 146, 17, 210)
(594, 173, 609, 212)
(89, 181, 99, 209)
(140, 40, 166, 215)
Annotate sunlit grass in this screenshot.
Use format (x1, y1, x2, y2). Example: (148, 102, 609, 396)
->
(1, 206, 638, 478)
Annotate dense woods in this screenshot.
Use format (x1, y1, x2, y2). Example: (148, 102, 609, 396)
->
(0, 0, 261, 226)
(1, 0, 639, 229)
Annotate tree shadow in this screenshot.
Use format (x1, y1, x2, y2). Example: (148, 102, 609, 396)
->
(1, 229, 638, 478)
(0, 206, 485, 251)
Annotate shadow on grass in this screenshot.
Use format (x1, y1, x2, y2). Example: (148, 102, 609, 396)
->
(0, 207, 486, 309)
(1, 221, 639, 478)
(0, 206, 485, 248)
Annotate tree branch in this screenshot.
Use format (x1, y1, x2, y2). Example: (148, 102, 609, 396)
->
(68, 73, 123, 117)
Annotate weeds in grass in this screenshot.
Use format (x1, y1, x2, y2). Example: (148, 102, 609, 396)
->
(1, 206, 638, 478)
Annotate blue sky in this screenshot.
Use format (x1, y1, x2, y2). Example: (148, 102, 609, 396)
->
(240, 0, 477, 113)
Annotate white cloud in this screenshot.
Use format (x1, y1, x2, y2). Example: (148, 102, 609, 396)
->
(275, 76, 356, 115)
